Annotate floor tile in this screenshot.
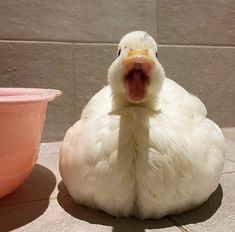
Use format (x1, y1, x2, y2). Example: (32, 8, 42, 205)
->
(222, 128, 235, 162)
(223, 159, 235, 174)
(0, 197, 180, 232)
(222, 128, 235, 141)
(39, 142, 61, 156)
(56, 196, 180, 232)
(224, 137, 235, 162)
(0, 164, 56, 207)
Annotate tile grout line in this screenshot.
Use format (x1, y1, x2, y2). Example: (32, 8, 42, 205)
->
(159, 44, 235, 48)
(39, 150, 60, 155)
(0, 197, 55, 208)
(155, 0, 158, 41)
(71, 42, 77, 123)
(0, 39, 72, 44)
(39, 152, 60, 156)
(0, 194, 71, 208)
(223, 170, 235, 175)
(225, 158, 235, 163)
(0, 39, 235, 48)
(167, 216, 189, 232)
(0, 39, 118, 45)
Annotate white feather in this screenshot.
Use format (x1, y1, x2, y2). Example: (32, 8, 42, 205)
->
(59, 31, 225, 219)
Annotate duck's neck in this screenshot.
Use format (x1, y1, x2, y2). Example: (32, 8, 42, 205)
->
(111, 92, 160, 112)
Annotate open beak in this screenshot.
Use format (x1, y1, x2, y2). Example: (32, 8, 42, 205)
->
(123, 49, 154, 75)
(122, 49, 154, 103)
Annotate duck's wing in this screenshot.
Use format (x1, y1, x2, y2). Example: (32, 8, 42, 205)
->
(159, 78, 207, 117)
(80, 86, 112, 121)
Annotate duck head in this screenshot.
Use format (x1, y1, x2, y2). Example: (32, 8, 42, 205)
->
(108, 31, 166, 109)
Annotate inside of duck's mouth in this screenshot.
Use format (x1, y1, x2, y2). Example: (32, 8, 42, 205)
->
(125, 67, 150, 83)
(123, 66, 150, 102)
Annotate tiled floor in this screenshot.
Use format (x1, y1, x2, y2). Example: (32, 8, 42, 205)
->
(0, 128, 235, 232)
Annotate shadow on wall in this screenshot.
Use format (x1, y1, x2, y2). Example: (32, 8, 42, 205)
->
(57, 181, 223, 232)
(0, 164, 56, 232)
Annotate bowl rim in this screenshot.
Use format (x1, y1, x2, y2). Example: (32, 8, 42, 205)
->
(0, 88, 62, 103)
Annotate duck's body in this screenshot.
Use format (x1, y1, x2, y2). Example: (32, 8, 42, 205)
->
(59, 32, 225, 219)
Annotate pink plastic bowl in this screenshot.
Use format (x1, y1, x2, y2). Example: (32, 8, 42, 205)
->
(0, 88, 62, 198)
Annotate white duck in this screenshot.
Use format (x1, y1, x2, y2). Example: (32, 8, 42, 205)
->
(59, 31, 225, 219)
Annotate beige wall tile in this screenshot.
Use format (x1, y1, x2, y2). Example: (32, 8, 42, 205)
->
(73, 44, 117, 118)
(157, 0, 235, 45)
(1, 42, 234, 142)
(158, 45, 235, 127)
(0, 0, 156, 42)
(0, 42, 74, 141)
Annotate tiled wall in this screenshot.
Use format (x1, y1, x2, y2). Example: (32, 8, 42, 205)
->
(0, 0, 234, 141)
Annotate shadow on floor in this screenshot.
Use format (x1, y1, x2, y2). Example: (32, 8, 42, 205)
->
(0, 164, 56, 232)
(57, 181, 223, 231)
(57, 182, 175, 232)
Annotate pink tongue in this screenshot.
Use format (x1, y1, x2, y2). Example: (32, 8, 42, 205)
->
(128, 72, 146, 101)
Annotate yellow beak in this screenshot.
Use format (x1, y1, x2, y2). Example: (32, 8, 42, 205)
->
(123, 49, 154, 74)
(127, 49, 149, 58)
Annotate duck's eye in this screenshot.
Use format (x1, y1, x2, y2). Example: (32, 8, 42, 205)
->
(117, 49, 121, 57)
(155, 51, 158, 58)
